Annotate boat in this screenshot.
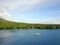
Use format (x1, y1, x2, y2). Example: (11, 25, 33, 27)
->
(34, 32, 40, 36)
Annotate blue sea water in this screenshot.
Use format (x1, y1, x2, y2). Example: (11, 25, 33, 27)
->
(0, 29, 60, 45)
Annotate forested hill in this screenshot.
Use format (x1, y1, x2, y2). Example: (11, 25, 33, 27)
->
(0, 18, 7, 21)
(0, 18, 60, 29)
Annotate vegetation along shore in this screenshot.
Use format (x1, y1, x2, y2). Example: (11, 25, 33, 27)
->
(0, 18, 60, 29)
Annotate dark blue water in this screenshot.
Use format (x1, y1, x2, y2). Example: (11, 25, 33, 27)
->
(0, 29, 60, 45)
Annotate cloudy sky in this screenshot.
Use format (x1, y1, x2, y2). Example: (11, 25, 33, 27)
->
(0, 0, 60, 24)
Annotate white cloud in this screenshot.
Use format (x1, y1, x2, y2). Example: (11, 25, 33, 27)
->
(0, 0, 60, 11)
(0, 12, 12, 21)
(0, 6, 13, 21)
(0, 0, 40, 10)
(20, 18, 60, 24)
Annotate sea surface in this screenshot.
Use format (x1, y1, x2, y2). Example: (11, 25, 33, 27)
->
(0, 29, 60, 45)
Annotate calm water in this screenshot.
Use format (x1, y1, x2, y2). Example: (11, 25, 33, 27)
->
(0, 29, 60, 45)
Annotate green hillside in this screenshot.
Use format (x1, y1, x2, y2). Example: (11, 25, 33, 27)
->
(0, 18, 60, 29)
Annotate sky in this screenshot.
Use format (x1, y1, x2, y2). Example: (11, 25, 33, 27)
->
(0, 0, 60, 24)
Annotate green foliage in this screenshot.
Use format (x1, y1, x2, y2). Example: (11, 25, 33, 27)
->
(0, 19, 60, 29)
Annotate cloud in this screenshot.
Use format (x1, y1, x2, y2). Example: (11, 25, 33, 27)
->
(0, 0, 60, 24)
(13, 14, 25, 22)
(20, 18, 60, 24)
(0, 0, 60, 11)
(0, 7, 12, 21)
(0, 12, 12, 21)
(0, 0, 39, 10)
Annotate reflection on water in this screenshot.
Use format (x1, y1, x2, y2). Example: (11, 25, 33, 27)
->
(0, 29, 60, 45)
(0, 31, 12, 38)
